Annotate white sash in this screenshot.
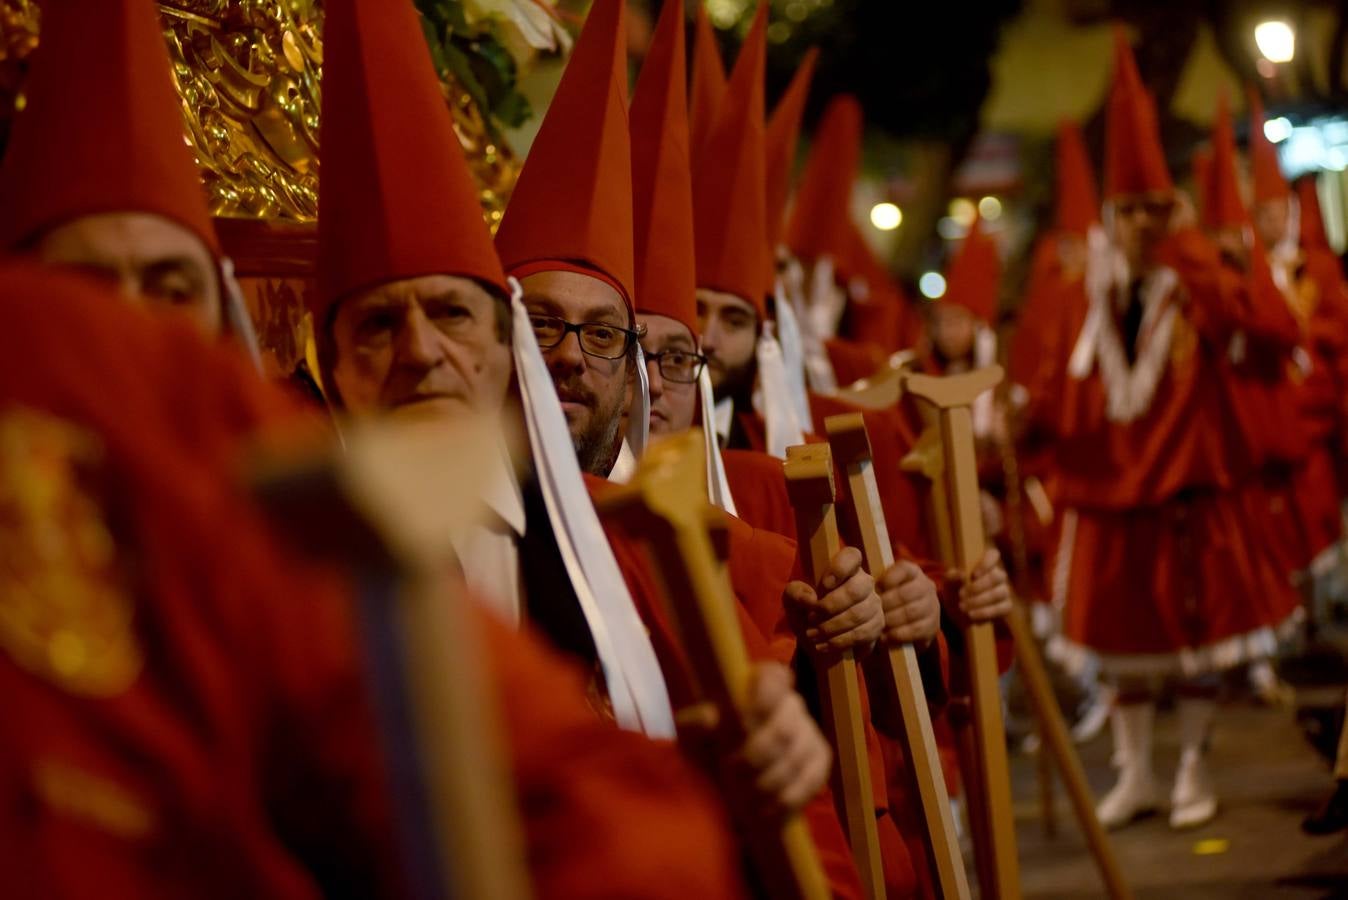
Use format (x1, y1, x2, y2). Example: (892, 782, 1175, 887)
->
(509, 283, 675, 738)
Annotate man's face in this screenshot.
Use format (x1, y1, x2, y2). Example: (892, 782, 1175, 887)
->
(1111, 192, 1175, 272)
(33, 211, 221, 333)
(638, 313, 699, 435)
(928, 302, 977, 362)
(521, 269, 633, 476)
(696, 288, 757, 398)
(1253, 197, 1290, 250)
(329, 274, 512, 422)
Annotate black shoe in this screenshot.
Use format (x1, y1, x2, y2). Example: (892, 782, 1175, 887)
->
(1303, 780, 1348, 835)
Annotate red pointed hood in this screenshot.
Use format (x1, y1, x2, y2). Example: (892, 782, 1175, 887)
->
(1247, 87, 1290, 205)
(1104, 26, 1172, 198)
(785, 94, 863, 265)
(495, 0, 635, 308)
(1298, 176, 1331, 252)
(0, 0, 217, 254)
(689, 4, 728, 177)
(1199, 93, 1248, 231)
(1054, 120, 1100, 235)
(315, 0, 507, 321)
(692, 2, 770, 315)
(765, 48, 820, 250)
(943, 214, 1001, 322)
(630, 0, 697, 338)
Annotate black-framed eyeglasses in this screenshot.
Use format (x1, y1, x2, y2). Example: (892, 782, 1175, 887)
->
(644, 348, 707, 384)
(529, 314, 641, 360)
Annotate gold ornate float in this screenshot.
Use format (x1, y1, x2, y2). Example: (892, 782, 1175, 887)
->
(0, 0, 553, 377)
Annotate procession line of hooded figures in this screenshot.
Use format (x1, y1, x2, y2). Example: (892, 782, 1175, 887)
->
(0, 0, 1344, 896)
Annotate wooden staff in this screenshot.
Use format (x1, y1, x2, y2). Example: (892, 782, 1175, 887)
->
(252, 417, 530, 900)
(597, 432, 830, 900)
(902, 366, 1021, 900)
(1004, 604, 1133, 898)
(991, 390, 1058, 838)
(824, 413, 971, 900)
(783, 443, 887, 900)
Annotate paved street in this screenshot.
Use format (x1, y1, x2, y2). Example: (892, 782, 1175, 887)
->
(1011, 701, 1348, 898)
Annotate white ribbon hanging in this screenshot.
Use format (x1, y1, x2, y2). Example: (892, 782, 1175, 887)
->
(698, 362, 739, 516)
(972, 325, 998, 439)
(626, 342, 650, 460)
(754, 321, 807, 458)
(219, 257, 264, 372)
(773, 275, 819, 422)
(509, 281, 675, 738)
(1269, 194, 1302, 296)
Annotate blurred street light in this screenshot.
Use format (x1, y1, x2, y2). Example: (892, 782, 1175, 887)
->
(919, 271, 947, 299)
(1254, 21, 1295, 64)
(870, 202, 903, 231)
(978, 196, 1003, 221)
(1264, 117, 1293, 143)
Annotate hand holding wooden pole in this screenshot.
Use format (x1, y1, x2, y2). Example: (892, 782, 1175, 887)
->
(783, 443, 887, 900)
(597, 432, 830, 900)
(825, 413, 971, 900)
(902, 366, 1022, 900)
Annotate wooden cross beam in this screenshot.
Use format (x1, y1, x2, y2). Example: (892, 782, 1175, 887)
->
(902, 366, 1022, 900)
(825, 413, 971, 900)
(251, 416, 530, 900)
(597, 431, 830, 900)
(783, 443, 887, 900)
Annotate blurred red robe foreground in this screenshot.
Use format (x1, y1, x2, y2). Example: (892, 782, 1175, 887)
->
(0, 262, 747, 900)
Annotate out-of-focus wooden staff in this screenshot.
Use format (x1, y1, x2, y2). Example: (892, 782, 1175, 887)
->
(991, 386, 1132, 899)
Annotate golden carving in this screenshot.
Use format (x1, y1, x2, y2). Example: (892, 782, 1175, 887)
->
(0, 0, 518, 226)
(0, 408, 142, 698)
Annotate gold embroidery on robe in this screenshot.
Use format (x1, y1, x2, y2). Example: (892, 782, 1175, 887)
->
(0, 408, 142, 697)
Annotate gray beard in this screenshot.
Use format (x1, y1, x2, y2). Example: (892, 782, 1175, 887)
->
(574, 408, 623, 477)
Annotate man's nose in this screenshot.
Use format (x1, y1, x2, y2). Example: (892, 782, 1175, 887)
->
(546, 328, 587, 372)
(644, 354, 664, 399)
(397, 304, 445, 369)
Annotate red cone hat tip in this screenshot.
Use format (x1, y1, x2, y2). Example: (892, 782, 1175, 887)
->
(942, 214, 1001, 322)
(1054, 120, 1100, 235)
(1199, 92, 1247, 231)
(0, 0, 218, 255)
(496, 0, 636, 309)
(765, 47, 819, 249)
(316, 0, 507, 322)
(1104, 25, 1173, 198)
(630, 0, 698, 338)
(692, 1, 770, 315)
(690, 3, 728, 174)
(1247, 86, 1291, 205)
(785, 93, 863, 266)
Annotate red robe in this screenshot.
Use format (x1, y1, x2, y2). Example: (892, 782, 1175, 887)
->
(588, 476, 868, 900)
(718, 437, 958, 898)
(0, 263, 748, 900)
(1050, 230, 1301, 672)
